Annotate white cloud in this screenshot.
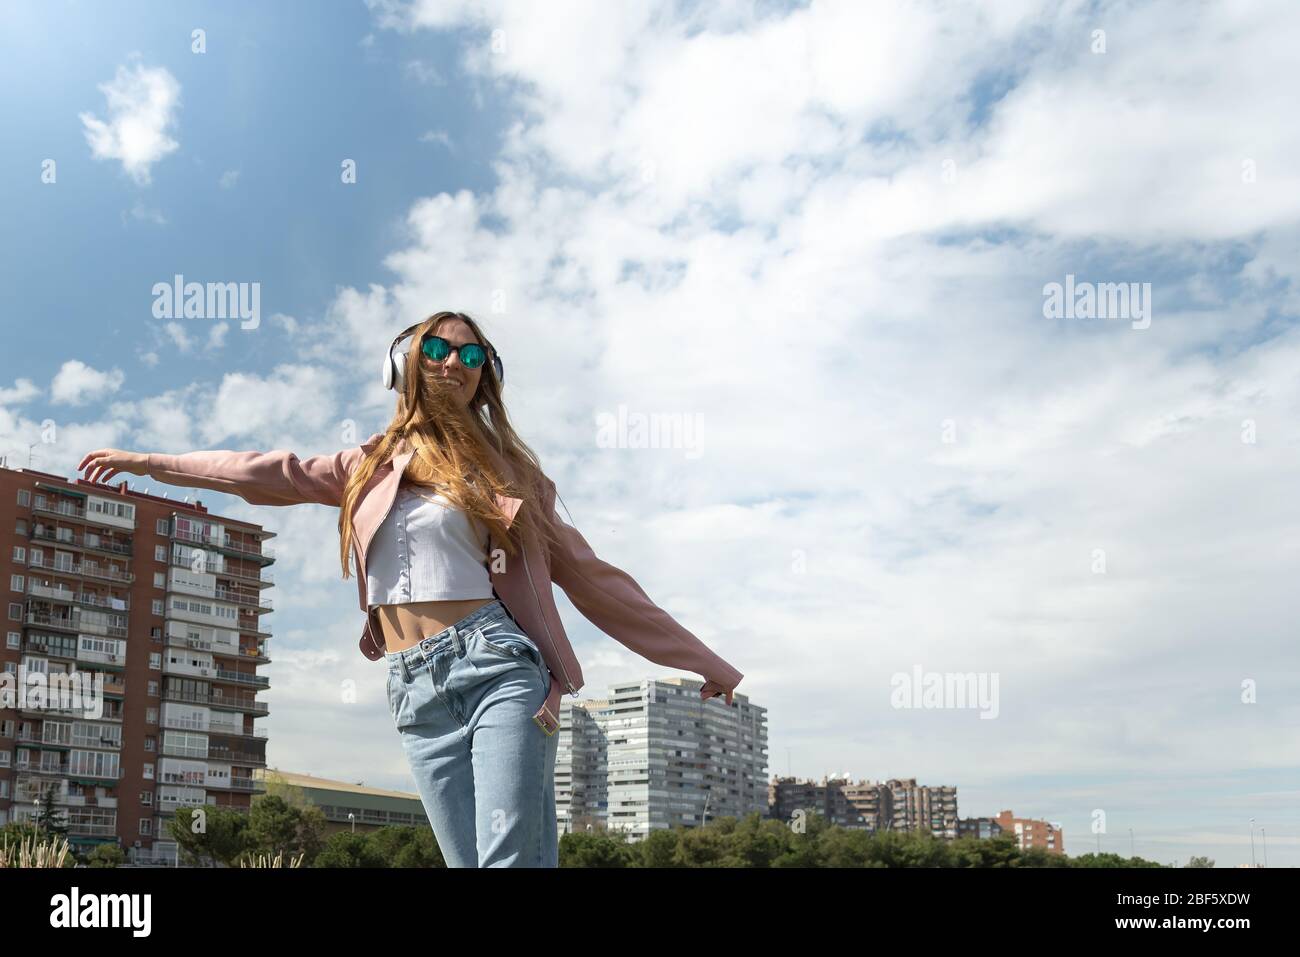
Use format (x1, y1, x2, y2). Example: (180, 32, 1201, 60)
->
(50, 361, 125, 405)
(344, 0, 1300, 861)
(404, 58, 444, 85)
(219, 169, 240, 189)
(126, 201, 167, 225)
(0, 378, 39, 405)
(418, 129, 452, 149)
(79, 58, 181, 185)
(269, 312, 299, 334)
(163, 321, 193, 353)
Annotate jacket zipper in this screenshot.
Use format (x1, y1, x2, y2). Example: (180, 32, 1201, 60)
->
(520, 534, 577, 695)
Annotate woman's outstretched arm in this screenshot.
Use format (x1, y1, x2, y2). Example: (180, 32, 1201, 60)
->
(540, 475, 745, 705)
(78, 437, 378, 508)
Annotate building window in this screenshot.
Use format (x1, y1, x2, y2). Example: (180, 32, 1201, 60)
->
(11, 546, 24, 563)
(8, 603, 20, 621)
(147, 680, 158, 696)
(154, 544, 166, 562)
(15, 519, 27, 536)
(10, 575, 23, 592)
(152, 599, 163, 616)
(143, 763, 154, 780)
(149, 652, 160, 670)
(146, 707, 157, 725)
(139, 818, 152, 835)
(153, 572, 165, 589)
(140, 791, 153, 806)
(16, 489, 30, 507)
(6, 632, 17, 650)
(156, 518, 169, 535)
(144, 737, 155, 752)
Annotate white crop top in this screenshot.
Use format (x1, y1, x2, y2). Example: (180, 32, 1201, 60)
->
(365, 480, 494, 608)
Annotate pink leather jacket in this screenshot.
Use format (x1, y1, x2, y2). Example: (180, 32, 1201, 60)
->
(144, 432, 745, 732)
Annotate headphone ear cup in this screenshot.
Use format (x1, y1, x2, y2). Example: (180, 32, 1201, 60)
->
(494, 356, 504, 385)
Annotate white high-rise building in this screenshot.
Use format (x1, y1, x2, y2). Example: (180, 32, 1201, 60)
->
(555, 677, 767, 841)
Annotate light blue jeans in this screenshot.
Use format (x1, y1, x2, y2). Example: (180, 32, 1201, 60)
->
(384, 598, 560, 867)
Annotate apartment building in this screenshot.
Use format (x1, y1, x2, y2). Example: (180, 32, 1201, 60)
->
(993, 808, 1064, 854)
(557, 676, 768, 839)
(768, 775, 959, 836)
(0, 465, 273, 863)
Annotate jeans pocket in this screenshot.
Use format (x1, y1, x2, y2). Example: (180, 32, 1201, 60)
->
(386, 670, 407, 727)
(475, 625, 546, 686)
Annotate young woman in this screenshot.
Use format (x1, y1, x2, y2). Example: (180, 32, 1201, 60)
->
(77, 310, 745, 868)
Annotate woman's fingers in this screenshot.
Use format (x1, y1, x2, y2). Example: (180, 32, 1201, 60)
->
(78, 450, 130, 484)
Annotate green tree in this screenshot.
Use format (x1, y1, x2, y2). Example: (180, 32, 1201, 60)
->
(312, 830, 390, 867)
(240, 795, 327, 867)
(168, 806, 249, 867)
(558, 829, 634, 867)
(33, 785, 70, 838)
(85, 843, 126, 868)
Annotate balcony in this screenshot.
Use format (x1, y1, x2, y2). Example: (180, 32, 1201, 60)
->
(212, 586, 273, 612)
(29, 525, 132, 557)
(26, 582, 130, 612)
(222, 536, 275, 562)
(32, 497, 85, 520)
(67, 821, 118, 838)
(214, 668, 270, 689)
(163, 687, 268, 715)
(208, 747, 267, 767)
(219, 564, 274, 587)
(207, 724, 269, 741)
(172, 526, 274, 563)
(15, 760, 71, 777)
(26, 554, 134, 584)
(24, 609, 128, 640)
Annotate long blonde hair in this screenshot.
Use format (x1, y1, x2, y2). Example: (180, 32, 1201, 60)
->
(337, 311, 562, 578)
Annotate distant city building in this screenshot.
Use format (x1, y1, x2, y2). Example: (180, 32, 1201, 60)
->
(557, 676, 767, 840)
(957, 816, 1004, 840)
(768, 775, 958, 837)
(993, 809, 1064, 854)
(0, 464, 274, 864)
(253, 768, 427, 834)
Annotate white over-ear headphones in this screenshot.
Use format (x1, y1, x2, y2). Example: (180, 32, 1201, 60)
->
(382, 318, 504, 393)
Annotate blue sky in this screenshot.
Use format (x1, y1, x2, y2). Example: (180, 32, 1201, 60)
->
(2, 0, 1298, 868)
(0, 0, 505, 379)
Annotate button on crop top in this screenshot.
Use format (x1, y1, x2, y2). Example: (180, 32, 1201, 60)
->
(365, 480, 494, 608)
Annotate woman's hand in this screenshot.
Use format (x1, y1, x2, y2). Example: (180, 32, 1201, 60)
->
(700, 679, 736, 707)
(78, 449, 149, 484)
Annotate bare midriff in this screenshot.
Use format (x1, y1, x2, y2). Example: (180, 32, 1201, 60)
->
(375, 598, 495, 653)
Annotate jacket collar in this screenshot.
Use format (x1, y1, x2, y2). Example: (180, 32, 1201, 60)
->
(391, 434, 523, 530)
